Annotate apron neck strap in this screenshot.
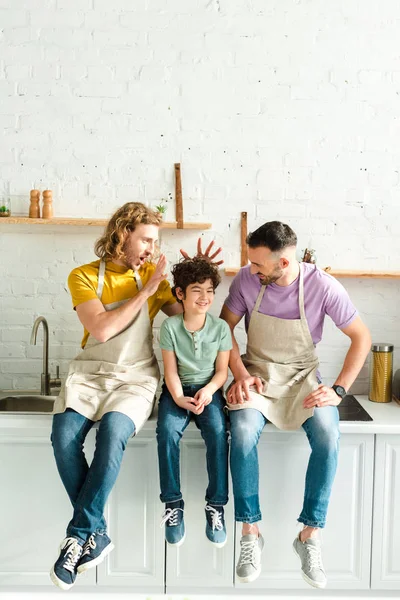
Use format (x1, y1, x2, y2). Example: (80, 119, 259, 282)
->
(97, 260, 106, 299)
(97, 261, 144, 300)
(253, 261, 306, 318)
(298, 262, 306, 320)
(254, 283, 266, 312)
(133, 270, 143, 291)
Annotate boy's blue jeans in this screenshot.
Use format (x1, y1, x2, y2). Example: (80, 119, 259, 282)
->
(156, 383, 229, 506)
(51, 408, 135, 543)
(229, 405, 340, 528)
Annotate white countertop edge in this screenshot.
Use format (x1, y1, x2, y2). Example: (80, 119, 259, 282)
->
(1, 395, 400, 434)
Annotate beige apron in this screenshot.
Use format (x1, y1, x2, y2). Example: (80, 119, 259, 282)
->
(227, 262, 319, 431)
(53, 260, 160, 433)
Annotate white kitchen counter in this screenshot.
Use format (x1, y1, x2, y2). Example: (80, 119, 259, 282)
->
(1, 394, 399, 434)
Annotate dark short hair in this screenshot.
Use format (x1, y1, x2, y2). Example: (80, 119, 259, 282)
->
(246, 221, 297, 252)
(171, 257, 221, 303)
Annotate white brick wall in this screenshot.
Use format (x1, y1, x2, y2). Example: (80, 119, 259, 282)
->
(1, 0, 399, 393)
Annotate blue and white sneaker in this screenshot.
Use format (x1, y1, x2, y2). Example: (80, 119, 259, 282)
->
(160, 500, 185, 546)
(205, 504, 227, 548)
(50, 536, 83, 590)
(77, 532, 114, 573)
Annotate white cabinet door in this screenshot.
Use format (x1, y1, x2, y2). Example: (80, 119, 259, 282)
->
(0, 424, 96, 587)
(234, 432, 374, 590)
(166, 432, 234, 593)
(371, 434, 400, 590)
(97, 433, 164, 592)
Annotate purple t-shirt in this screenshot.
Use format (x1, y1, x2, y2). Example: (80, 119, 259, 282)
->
(224, 263, 358, 346)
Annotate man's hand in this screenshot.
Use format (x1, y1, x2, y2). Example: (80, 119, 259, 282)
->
(303, 384, 342, 409)
(194, 386, 213, 407)
(227, 376, 263, 404)
(180, 238, 223, 266)
(175, 395, 205, 415)
(142, 254, 167, 297)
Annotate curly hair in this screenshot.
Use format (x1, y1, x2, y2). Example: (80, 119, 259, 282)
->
(171, 257, 221, 303)
(94, 202, 163, 262)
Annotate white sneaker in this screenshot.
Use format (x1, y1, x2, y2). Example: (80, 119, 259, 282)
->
(293, 534, 327, 589)
(236, 533, 264, 583)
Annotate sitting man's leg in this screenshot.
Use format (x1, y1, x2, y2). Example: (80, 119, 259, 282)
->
(50, 408, 99, 590)
(294, 405, 340, 589)
(68, 411, 135, 574)
(229, 408, 267, 583)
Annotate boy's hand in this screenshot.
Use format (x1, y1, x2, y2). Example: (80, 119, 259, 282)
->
(194, 386, 213, 407)
(175, 396, 205, 415)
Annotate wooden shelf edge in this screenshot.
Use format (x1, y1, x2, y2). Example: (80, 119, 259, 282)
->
(0, 217, 211, 230)
(224, 267, 400, 279)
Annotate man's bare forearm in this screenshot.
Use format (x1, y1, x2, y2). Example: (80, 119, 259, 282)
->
(335, 334, 371, 391)
(87, 290, 152, 342)
(229, 332, 250, 381)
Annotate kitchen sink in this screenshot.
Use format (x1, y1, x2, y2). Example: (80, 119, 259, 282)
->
(0, 392, 56, 413)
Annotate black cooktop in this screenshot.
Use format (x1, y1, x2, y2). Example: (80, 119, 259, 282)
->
(338, 394, 373, 422)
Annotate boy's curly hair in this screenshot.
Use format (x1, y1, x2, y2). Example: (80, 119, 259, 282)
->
(171, 257, 221, 303)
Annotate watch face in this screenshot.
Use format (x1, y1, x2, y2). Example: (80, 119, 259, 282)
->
(333, 385, 346, 398)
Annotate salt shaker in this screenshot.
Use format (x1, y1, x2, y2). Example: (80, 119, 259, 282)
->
(42, 190, 53, 219)
(29, 189, 40, 218)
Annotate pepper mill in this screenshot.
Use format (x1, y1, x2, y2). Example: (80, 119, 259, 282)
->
(29, 189, 41, 218)
(42, 190, 53, 219)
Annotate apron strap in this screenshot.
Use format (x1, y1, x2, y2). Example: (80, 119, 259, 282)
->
(133, 270, 143, 291)
(97, 260, 106, 300)
(254, 283, 267, 312)
(298, 262, 306, 320)
(97, 261, 144, 302)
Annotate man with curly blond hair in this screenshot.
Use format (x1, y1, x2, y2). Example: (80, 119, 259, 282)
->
(50, 202, 221, 591)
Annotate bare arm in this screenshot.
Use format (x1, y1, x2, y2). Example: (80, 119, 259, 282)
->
(161, 301, 183, 317)
(219, 304, 263, 403)
(76, 255, 168, 343)
(194, 350, 230, 406)
(303, 315, 372, 408)
(162, 350, 204, 415)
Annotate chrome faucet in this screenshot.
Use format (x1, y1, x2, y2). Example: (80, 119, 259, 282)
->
(30, 316, 61, 396)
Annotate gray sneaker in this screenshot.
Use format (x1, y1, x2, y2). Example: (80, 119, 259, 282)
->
(236, 533, 264, 583)
(293, 535, 327, 589)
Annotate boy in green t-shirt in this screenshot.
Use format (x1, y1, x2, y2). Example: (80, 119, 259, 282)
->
(156, 257, 232, 547)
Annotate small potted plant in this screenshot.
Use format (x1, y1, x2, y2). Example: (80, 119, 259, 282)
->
(0, 198, 11, 217)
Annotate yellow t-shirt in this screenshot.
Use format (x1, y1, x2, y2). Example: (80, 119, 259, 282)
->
(68, 259, 176, 348)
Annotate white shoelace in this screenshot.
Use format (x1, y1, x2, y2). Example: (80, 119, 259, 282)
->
(60, 537, 82, 573)
(81, 533, 96, 558)
(305, 543, 323, 571)
(205, 505, 223, 531)
(237, 539, 258, 567)
(160, 507, 184, 527)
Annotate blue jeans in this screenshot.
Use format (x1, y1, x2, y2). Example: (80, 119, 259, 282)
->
(229, 406, 340, 528)
(156, 383, 229, 505)
(51, 408, 135, 543)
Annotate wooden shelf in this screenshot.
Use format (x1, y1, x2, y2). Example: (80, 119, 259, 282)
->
(224, 266, 400, 279)
(323, 269, 400, 279)
(0, 217, 211, 229)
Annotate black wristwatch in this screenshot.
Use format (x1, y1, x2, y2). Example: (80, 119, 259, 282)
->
(332, 384, 346, 399)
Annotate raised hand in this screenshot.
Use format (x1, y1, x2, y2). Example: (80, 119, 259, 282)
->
(180, 238, 224, 266)
(142, 254, 167, 297)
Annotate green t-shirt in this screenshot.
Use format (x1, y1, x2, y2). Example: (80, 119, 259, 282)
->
(159, 313, 232, 385)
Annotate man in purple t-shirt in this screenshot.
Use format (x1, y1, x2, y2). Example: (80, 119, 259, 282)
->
(220, 221, 371, 588)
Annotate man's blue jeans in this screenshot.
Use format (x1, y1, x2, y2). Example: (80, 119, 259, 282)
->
(156, 383, 229, 506)
(51, 408, 135, 543)
(229, 406, 340, 528)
